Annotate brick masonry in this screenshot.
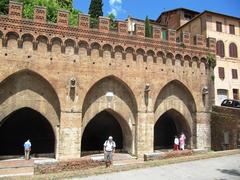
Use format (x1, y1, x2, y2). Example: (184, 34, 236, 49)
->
(0, 2, 215, 160)
(211, 106, 240, 151)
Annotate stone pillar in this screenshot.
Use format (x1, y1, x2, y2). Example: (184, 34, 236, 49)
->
(34, 6, 46, 23)
(153, 27, 161, 40)
(168, 29, 176, 42)
(135, 23, 145, 38)
(99, 16, 110, 33)
(136, 112, 154, 157)
(8, 1, 23, 20)
(58, 112, 82, 160)
(181, 32, 190, 46)
(78, 14, 90, 30)
(57, 10, 69, 27)
(196, 112, 211, 150)
(195, 34, 204, 47)
(118, 21, 128, 36)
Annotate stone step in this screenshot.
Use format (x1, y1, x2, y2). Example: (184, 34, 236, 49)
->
(0, 166, 34, 178)
(0, 159, 34, 178)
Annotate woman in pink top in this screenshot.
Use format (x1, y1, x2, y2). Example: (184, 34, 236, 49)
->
(179, 132, 186, 150)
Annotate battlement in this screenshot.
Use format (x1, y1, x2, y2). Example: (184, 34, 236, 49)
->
(0, 1, 216, 67)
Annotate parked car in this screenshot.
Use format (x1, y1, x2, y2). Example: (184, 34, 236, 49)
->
(221, 99, 240, 108)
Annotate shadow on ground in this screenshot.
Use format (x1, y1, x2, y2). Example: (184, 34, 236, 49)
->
(217, 169, 240, 177)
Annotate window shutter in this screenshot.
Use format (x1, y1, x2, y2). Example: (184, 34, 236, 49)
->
(216, 22, 222, 32)
(162, 31, 167, 41)
(219, 67, 225, 79)
(229, 43, 238, 58)
(229, 25, 235, 34)
(216, 41, 225, 57)
(232, 69, 238, 79)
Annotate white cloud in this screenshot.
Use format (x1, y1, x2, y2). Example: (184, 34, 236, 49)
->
(108, 0, 123, 17)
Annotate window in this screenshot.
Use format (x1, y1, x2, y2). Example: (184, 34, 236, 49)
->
(162, 30, 167, 41)
(229, 24, 235, 34)
(216, 21, 222, 32)
(232, 69, 238, 79)
(218, 67, 225, 79)
(184, 13, 192, 21)
(233, 89, 239, 100)
(216, 41, 225, 57)
(229, 43, 238, 58)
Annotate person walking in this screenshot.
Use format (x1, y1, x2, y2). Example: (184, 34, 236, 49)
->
(179, 132, 186, 150)
(24, 139, 31, 160)
(173, 135, 179, 151)
(103, 136, 116, 168)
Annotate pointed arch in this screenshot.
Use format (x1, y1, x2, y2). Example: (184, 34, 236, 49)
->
(154, 80, 196, 148)
(0, 69, 61, 129)
(82, 75, 138, 123)
(81, 108, 133, 155)
(82, 75, 137, 155)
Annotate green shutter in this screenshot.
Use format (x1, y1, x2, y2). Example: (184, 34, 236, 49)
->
(162, 31, 167, 41)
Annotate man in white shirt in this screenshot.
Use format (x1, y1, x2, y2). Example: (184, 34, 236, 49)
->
(103, 136, 116, 168)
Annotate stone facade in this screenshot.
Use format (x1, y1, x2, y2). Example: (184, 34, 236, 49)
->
(0, 2, 215, 160)
(177, 11, 240, 105)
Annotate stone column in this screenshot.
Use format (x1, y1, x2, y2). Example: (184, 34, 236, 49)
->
(58, 111, 82, 160)
(196, 112, 211, 150)
(136, 111, 154, 157)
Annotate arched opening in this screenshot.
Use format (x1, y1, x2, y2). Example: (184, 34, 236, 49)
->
(0, 107, 55, 158)
(154, 109, 190, 150)
(154, 80, 196, 149)
(81, 110, 126, 156)
(82, 75, 137, 156)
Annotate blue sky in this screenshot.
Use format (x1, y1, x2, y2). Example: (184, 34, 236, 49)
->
(73, 0, 240, 20)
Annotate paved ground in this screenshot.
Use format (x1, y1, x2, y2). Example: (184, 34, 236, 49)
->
(71, 154, 240, 180)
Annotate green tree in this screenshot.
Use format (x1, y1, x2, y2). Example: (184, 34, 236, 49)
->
(69, 8, 81, 26)
(0, 0, 80, 25)
(57, 0, 72, 10)
(0, 0, 9, 15)
(88, 0, 103, 19)
(108, 13, 117, 31)
(145, 16, 153, 38)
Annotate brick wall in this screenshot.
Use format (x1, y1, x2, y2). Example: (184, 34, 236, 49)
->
(211, 106, 240, 151)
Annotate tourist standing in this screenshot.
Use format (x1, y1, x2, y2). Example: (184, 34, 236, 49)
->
(179, 133, 186, 150)
(173, 135, 179, 151)
(24, 139, 31, 160)
(103, 136, 116, 168)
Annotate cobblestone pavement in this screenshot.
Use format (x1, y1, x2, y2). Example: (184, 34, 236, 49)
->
(71, 154, 240, 180)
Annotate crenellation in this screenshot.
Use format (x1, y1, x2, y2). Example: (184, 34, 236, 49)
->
(180, 32, 191, 46)
(207, 37, 216, 53)
(153, 26, 161, 40)
(117, 21, 128, 36)
(57, 10, 69, 27)
(135, 23, 145, 37)
(8, 1, 23, 20)
(78, 14, 90, 30)
(34, 6, 46, 23)
(194, 34, 204, 47)
(168, 29, 176, 42)
(99, 16, 110, 33)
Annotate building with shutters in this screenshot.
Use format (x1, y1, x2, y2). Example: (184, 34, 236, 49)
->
(157, 8, 240, 105)
(174, 10, 240, 105)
